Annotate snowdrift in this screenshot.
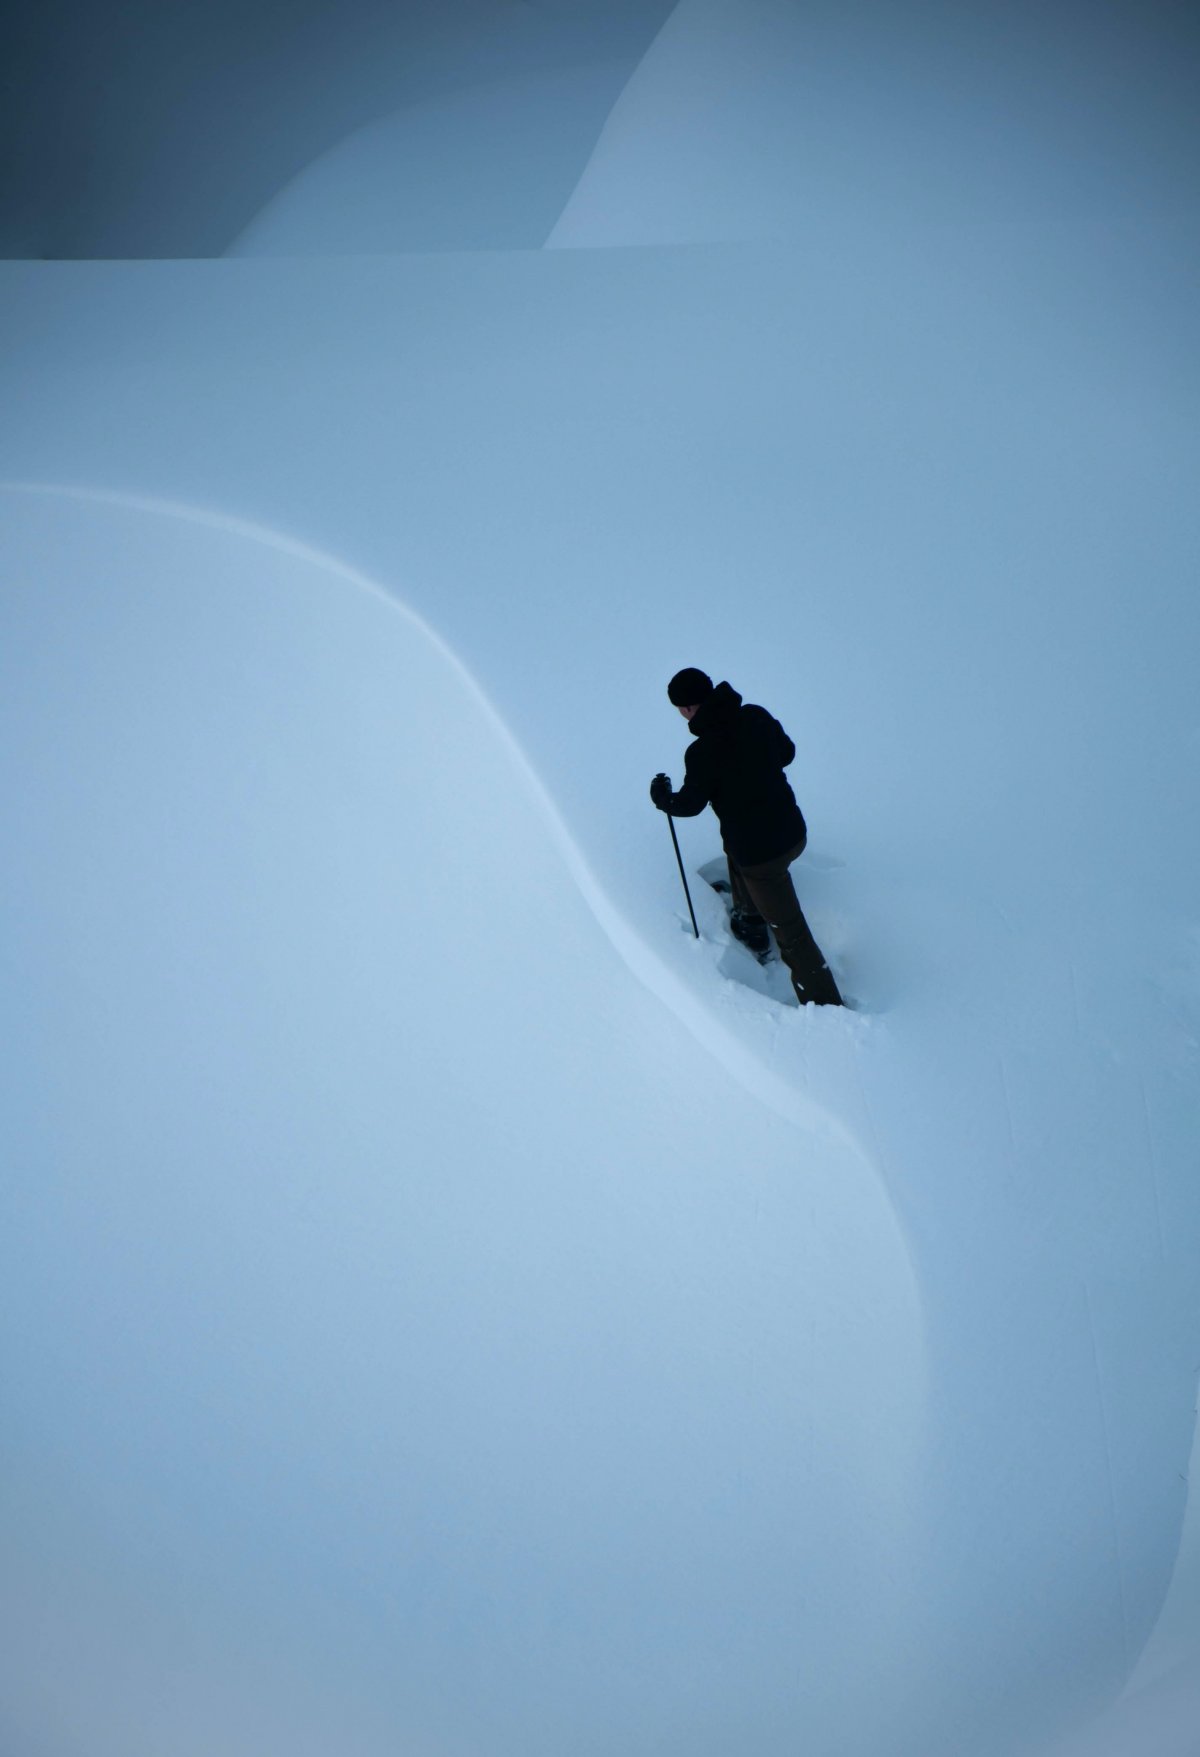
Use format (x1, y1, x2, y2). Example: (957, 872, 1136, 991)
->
(2, 1, 1199, 1752)
(1, 487, 923, 1757)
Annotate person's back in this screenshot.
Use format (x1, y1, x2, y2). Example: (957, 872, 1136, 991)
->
(650, 668, 842, 1007)
(680, 680, 807, 868)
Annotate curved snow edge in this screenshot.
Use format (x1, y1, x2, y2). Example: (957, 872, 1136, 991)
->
(0, 481, 916, 1276)
(541, 0, 684, 250)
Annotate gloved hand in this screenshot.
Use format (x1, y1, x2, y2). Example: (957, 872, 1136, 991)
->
(649, 773, 673, 811)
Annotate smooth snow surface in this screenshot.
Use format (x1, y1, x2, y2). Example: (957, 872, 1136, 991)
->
(549, 0, 1200, 246)
(2, 489, 924, 1757)
(229, 65, 631, 254)
(0, 0, 673, 258)
(2, 4, 1200, 1755)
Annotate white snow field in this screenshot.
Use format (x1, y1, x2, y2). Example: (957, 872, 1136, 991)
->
(2, 3, 1199, 1756)
(1, 490, 923, 1757)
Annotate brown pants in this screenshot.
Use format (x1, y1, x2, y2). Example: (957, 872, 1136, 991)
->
(728, 841, 843, 1006)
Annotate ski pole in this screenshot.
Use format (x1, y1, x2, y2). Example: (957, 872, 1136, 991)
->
(666, 813, 700, 939)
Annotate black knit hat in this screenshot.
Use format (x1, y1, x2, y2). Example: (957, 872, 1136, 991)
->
(667, 667, 714, 707)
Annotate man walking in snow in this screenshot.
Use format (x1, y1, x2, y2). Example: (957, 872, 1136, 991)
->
(650, 668, 843, 1007)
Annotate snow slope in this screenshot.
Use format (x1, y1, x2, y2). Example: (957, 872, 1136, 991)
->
(2, 3, 1199, 1755)
(549, 0, 1200, 246)
(0, 0, 674, 258)
(228, 64, 634, 254)
(1, 488, 924, 1757)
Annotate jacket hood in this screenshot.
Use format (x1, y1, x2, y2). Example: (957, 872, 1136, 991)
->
(689, 680, 742, 736)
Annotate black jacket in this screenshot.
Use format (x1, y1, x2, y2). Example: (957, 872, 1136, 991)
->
(662, 681, 807, 866)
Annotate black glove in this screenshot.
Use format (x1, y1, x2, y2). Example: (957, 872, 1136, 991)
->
(650, 773, 673, 811)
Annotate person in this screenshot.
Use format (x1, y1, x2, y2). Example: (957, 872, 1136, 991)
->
(649, 667, 843, 1007)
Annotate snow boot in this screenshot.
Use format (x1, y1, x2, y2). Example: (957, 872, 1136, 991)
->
(730, 909, 771, 958)
(793, 962, 844, 1007)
